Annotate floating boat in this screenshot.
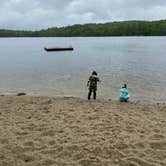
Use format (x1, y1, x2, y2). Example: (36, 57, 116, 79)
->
(44, 46, 74, 51)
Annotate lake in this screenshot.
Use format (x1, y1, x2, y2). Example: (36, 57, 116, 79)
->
(0, 37, 166, 102)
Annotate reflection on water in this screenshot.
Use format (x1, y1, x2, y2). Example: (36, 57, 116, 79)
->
(0, 37, 166, 102)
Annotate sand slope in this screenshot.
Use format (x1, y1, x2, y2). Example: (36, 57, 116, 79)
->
(0, 96, 166, 166)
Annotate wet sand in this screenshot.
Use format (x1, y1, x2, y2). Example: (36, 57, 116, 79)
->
(0, 95, 166, 166)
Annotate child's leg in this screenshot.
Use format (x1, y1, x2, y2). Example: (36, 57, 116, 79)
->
(93, 91, 96, 100)
(88, 90, 92, 100)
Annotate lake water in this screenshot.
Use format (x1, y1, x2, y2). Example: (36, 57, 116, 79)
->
(0, 37, 166, 102)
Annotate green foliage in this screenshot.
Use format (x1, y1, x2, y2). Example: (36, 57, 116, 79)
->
(0, 20, 166, 37)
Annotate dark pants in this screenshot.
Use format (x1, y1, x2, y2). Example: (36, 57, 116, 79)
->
(88, 90, 96, 100)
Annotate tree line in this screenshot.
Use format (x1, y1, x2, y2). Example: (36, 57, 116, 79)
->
(0, 20, 166, 37)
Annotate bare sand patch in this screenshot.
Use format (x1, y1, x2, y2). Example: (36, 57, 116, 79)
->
(0, 96, 166, 166)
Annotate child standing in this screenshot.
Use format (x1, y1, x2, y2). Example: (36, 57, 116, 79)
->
(87, 71, 100, 100)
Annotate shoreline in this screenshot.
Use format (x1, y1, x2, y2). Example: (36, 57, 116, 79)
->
(0, 95, 166, 165)
(1, 93, 166, 105)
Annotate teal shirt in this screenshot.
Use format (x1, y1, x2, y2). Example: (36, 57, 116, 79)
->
(120, 88, 129, 100)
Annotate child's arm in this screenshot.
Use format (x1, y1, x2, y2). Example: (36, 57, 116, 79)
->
(87, 80, 90, 87)
(98, 77, 101, 82)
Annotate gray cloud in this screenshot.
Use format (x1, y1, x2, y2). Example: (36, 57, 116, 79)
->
(0, 0, 166, 30)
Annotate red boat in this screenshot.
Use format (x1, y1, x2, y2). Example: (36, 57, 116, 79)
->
(44, 46, 74, 51)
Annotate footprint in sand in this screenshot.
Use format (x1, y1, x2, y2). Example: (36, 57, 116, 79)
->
(78, 159, 101, 166)
(133, 142, 146, 149)
(149, 134, 165, 140)
(149, 141, 166, 150)
(41, 159, 55, 166)
(15, 130, 29, 136)
(0, 138, 9, 144)
(73, 151, 85, 160)
(18, 153, 36, 163)
(23, 141, 35, 147)
(123, 157, 159, 166)
(40, 130, 55, 137)
(40, 146, 63, 156)
(48, 140, 56, 146)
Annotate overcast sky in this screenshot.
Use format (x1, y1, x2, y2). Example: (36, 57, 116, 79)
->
(1, 0, 166, 30)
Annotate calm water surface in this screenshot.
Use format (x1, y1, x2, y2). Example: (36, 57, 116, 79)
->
(0, 37, 166, 102)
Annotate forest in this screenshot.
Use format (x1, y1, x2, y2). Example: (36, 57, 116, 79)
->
(0, 20, 166, 37)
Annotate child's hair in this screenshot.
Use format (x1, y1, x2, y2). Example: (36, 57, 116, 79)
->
(123, 84, 127, 88)
(92, 70, 97, 75)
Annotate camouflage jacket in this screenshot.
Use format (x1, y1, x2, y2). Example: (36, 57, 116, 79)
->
(88, 75, 99, 91)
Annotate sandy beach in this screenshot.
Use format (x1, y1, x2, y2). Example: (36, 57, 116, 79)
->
(0, 95, 166, 166)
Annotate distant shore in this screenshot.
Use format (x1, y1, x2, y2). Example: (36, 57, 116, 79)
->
(0, 95, 166, 166)
(1, 20, 166, 37)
